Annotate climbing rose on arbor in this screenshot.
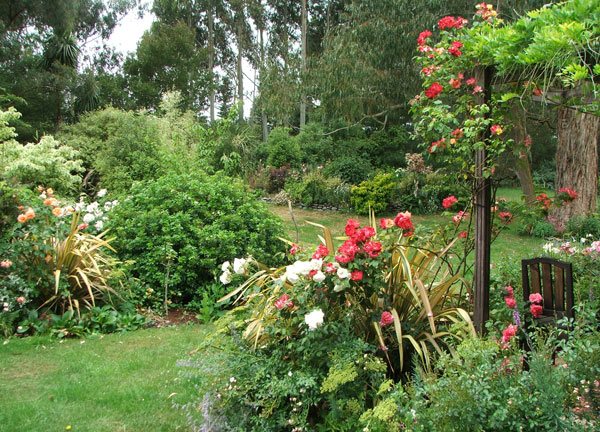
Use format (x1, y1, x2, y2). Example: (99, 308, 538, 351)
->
(417, 30, 432, 46)
(443, 196, 458, 209)
(425, 82, 443, 99)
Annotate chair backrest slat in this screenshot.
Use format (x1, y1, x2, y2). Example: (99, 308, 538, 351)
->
(530, 263, 541, 295)
(554, 266, 565, 311)
(541, 262, 554, 308)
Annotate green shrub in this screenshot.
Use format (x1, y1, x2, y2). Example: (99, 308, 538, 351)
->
(350, 172, 396, 215)
(393, 170, 469, 214)
(530, 221, 557, 238)
(285, 171, 351, 208)
(107, 171, 285, 310)
(566, 216, 600, 239)
(59, 107, 166, 194)
(296, 122, 335, 164)
(324, 154, 373, 184)
(265, 127, 301, 168)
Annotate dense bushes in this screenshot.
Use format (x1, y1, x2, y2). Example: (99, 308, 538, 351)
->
(108, 171, 285, 309)
(350, 172, 396, 215)
(59, 107, 166, 194)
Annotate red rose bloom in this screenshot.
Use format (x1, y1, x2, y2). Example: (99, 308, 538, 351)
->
(363, 241, 382, 258)
(379, 311, 394, 327)
(275, 294, 293, 309)
(425, 82, 443, 99)
(290, 243, 299, 255)
(498, 212, 513, 225)
(451, 128, 463, 139)
(350, 270, 363, 281)
(355, 226, 376, 243)
(438, 16, 465, 30)
(448, 41, 463, 56)
(394, 211, 414, 231)
(449, 77, 461, 88)
(504, 286, 514, 296)
(530, 304, 543, 318)
(466, 78, 477, 86)
(312, 243, 330, 259)
(557, 187, 578, 201)
(336, 239, 360, 263)
(417, 30, 432, 46)
(442, 196, 458, 209)
(345, 219, 361, 237)
(458, 231, 468, 239)
(429, 138, 446, 153)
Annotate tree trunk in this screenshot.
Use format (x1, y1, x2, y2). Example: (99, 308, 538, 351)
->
(208, 6, 215, 123)
(510, 104, 536, 205)
(55, 84, 62, 131)
(551, 107, 600, 230)
(260, 28, 268, 141)
(300, 0, 307, 128)
(237, 19, 243, 124)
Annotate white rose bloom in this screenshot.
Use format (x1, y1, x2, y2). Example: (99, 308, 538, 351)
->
(337, 267, 350, 279)
(285, 271, 300, 284)
(312, 271, 326, 283)
(305, 309, 324, 330)
(83, 213, 95, 223)
(86, 202, 99, 213)
(94, 220, 104, 230)
(233, 257, 247, 274)
(542, 242, 554, 253)
(219, 270, 232, 284)
(309, 258, 323, 271)
(97, 189, 107, 198)
(75, 200, 86, 212)
(221, 261, 231, 272)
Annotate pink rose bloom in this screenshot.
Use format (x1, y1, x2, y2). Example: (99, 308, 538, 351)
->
(501, 324, 518, 343)
(529, 293, 543, 304)
(379, 311, 394, 327)
(380, 218, 394, 229)
(504, 296, 517, 309)
(0, 259, 12, 268)
(290, 244, 299, 255)
(530, 304, 543, 318)
(16, 296, 26, 305)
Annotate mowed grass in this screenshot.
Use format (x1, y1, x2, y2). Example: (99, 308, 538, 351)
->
(0, 324, 205, 432)
(267, 196, 545, 265)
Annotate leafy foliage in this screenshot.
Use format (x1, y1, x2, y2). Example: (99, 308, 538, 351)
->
(107, 171, 285, 310)
(350, 173, 396, 215)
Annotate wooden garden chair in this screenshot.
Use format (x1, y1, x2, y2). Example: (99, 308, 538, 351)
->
(521, 257, 574, 365)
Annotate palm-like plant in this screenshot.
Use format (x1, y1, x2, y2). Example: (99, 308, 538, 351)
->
(40, 214, 120, 315)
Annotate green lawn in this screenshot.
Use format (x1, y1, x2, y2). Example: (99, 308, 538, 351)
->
(267, 202, 545, 264)
(0, 325, 204, 432)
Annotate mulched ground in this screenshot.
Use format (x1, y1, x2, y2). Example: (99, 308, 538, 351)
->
(144, 308, 201, 327)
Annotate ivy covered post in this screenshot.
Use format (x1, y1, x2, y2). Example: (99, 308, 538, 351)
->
(473, 66, 493, 334)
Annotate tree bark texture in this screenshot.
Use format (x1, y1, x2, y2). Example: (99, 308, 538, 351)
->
(300, 0, 307, 128)
(237, 20, 243, 124)
(510, 104, 536, 205)
(208, 8, 215, 123)
(551, 107, 600, 230)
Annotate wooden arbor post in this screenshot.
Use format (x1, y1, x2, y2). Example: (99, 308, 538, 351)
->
(473, 66, 493, 334)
